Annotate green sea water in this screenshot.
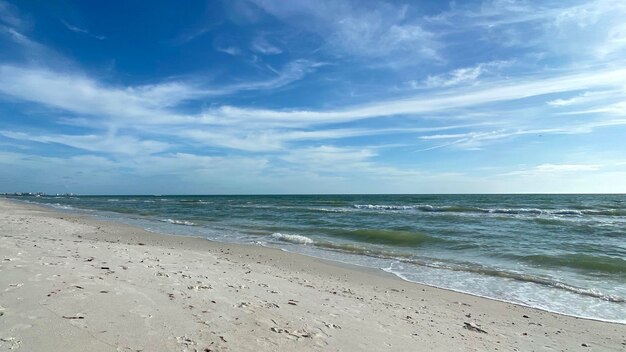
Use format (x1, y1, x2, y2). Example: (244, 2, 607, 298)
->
(12, 194, 626, 323)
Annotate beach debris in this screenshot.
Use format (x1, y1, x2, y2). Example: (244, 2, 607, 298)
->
(582, 343, 590, 347)
(270, 327, 284, 333)
(289, 330, 312, 338)
(188, 284, 212, 290)
(47, 288, 61, 297)
(465, 313, 471, 318)
(0, 337, 21, 349)
(62, 315, 85, 319)
(99, 266, 110, 270)
(522, 315, 530, 318)
(176, 336, 195, 347)
(73, 285, 84, 289)
(323, 322, 341, 329)
(288, 300, 298, 306)
(463, 322, 487, 334)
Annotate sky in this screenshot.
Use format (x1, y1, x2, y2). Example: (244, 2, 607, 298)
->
(1, 0, 626, 194)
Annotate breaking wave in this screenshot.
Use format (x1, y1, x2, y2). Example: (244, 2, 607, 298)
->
(271, 232, 314, 245)
(352, 204, 626, 217)
(159, 218, 196, 226)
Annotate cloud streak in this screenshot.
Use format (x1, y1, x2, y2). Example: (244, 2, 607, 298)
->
(60, 20, 105, 40)
(208, 66, 626, 126)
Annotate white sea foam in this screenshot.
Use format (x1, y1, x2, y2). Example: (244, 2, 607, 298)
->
(159, 218, 196, 226)
(50, 203, 74, 210)
(271, 232, 314, 245)
(353, 204, 417, 210)
(353, 204, 623, 217)
(316, 207, 352, 213)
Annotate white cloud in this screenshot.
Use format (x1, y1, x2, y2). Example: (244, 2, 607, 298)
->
(280, 145, 424, 179)
(177, 125, 474, 152)
(251, 0, 439, 63)
(0, 61, 320, 124)
(0, 130, 170, 155)
(422, 61, 513, 88)
(501, 163, 603, 177)
(60, 20, 105, 40)
(208, 66, 626, 126)
(251, 36, 283, 55)
(428, 0, 626, 60)
(0, 65, 187, 124)
(0, 151, 272, 194)
(216, 45, 241, 56)
(2, 61, 626, 158)
(0, 0, 25, 29)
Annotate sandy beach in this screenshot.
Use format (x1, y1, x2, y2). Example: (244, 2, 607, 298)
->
(0, 198, 624, 351)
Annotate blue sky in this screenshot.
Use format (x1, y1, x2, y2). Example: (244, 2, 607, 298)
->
(1, 0, 626, 194)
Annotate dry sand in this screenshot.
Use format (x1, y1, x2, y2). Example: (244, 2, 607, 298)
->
(0, 198, 624, 351)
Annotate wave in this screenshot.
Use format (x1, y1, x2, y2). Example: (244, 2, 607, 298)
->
(50, 203, 75, 210)
(323, 228, 446, 247)
(178, 199, 210, 204)
(271, 232, 314, 245)
(352, 204, 626, 217)
(316, 207, 353, 213)
(515, 253, 626, 275)
(159, 218, 196, 226)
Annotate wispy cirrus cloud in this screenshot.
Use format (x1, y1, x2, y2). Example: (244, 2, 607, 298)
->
(429, 0, 626, 59)
(207, 66, 626, 126)
(0, 0, 26, 29)
(60, 19, 105, 40)
(250, 35, 283, 55)
(2, 61, 626, 157)
(0, 60, 321, 124)
(406, 61, 514, 89)
(250, 0, 440, 64)
(0, 130, 170, 155)
(500, 163, 604, 177)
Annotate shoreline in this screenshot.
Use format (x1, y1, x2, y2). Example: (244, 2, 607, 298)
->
(1, 198, 624, 351)
(12, 197, 625, 325)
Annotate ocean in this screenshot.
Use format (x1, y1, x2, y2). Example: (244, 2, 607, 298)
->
(11, 194, 626, 323)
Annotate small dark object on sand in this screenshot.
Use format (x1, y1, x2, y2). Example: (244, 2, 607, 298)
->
(463, 322, 487, 334)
